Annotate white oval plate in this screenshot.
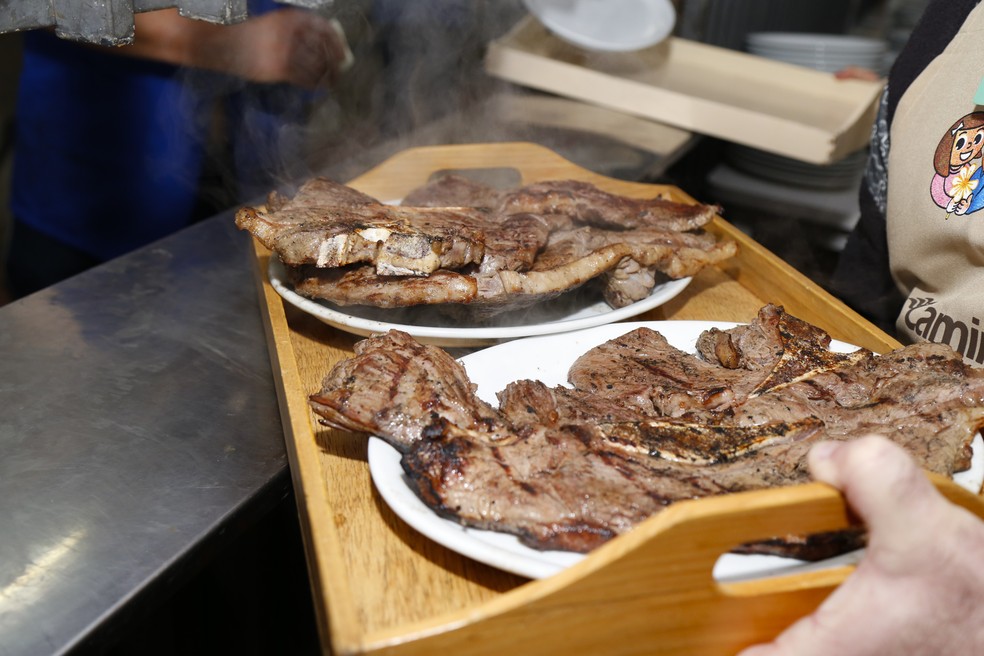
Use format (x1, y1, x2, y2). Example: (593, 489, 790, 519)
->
(369, 321, 984, 580)
(268, 257, 691, 347)
(524, 0, 676, 52)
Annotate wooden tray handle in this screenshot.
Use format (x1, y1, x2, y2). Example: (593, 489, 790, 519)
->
(349, 141, 678, 200)
(368, 474, 984, 656)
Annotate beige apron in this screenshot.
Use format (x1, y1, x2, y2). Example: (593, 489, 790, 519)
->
(888, 2, 984, 365)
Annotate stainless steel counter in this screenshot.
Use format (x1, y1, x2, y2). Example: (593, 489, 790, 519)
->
(0, 211, 291, 655)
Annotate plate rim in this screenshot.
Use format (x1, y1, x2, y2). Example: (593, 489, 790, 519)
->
(267, 257, 692, 346)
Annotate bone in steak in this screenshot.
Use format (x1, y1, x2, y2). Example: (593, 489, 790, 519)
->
(236, 178, 491, 276)
(309, 305, 984, 556)
(288, 227, 736, 317)
(566, 304, 871, 417)
(236, 175, 735, 318)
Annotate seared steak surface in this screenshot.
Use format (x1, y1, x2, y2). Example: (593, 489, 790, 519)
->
(309, 305, 984, 556)
(404, 175, 720, 232)
(236, 175, 735, 319)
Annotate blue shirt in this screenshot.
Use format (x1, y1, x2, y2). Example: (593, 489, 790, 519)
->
(11, 31, 211, 261)
(11, 3, 314, 262)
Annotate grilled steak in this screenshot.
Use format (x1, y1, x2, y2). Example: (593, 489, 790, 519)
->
(289, 229, 735, 316)
(693, 304, 870, 394)
(309, 305, 984, 557)
(236, 178, 491, 276)
(401, 175, 727, 311)
(236, 175, 736, 318)
(403, 175, 720, 232)
(404, 417, 824, 553)
(567, 305, 871, 417)
(309, 329, 511, 448)
(401, 174, 506, 209)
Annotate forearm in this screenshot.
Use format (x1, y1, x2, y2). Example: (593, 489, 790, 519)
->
(120, 9, 235, 72)
(114, 7, 342, 88)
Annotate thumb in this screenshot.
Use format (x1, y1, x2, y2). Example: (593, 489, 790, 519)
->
(807, 436, 942, 554)
(736, 643, 781, 656)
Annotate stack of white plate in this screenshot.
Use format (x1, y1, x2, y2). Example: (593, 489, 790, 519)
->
(725, 31, 883, 194)
(728, 144, 867, 191)
(747, 31, 887, 74)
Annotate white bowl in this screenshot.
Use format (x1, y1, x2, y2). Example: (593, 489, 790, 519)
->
(524, 0, 677, 52)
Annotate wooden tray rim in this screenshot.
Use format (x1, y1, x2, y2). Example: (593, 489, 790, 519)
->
(247, 142, 981, 655)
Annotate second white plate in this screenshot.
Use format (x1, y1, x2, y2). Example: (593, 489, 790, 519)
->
(368, 321, 984, 580)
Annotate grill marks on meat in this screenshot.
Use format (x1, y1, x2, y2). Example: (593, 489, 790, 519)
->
(731, 343, 982, 473)
(290, 266, 480, 309)
(566, 305, 873, 419)
(310, 306, 984, 555)
(598, 418, 824, 465)
(236, 174, 735, 318)
(406, 426, 650, 552)
(404, 175, 720, 232)
(404, 176, 730, 311)
(695, 304, 871, 396)
(567, 327, 753, 416)
(309, 330, 511, 449)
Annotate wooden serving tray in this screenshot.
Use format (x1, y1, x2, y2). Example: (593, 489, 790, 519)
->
(247, 142, 984, 655)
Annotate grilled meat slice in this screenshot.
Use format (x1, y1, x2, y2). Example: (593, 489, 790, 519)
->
(401, 174, 506, 209)
(603, 257, 664, 309)
(236, 177, 491, 276)
(238, 175, 737, 317)
(266, 176, 379, 211)
(309, 330, 511, 450)
(498, 379, 824, 464)
(532, 225, 735, 306)
(567, 327, 755, 416)
(290, 265, 480, 308)
(566, 309, 982, 476)
(500, 180, 721, 232)
(288, 233, 736, 316)
(403, 416, 825, 553)
(403, 175, 721, 233)
(402, 175, 729, 308)
(238, 177, 568, 280)
(567, 305, 871, 416)
(731, 342, 984, 474)
(733, 528, 867, 560)
(497, 379, 655, 427)
(695, 304, 871, 395)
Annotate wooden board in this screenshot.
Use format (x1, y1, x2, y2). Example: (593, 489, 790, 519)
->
(486, 93, 695, 158)
(485, 17, 884, 165)
(247, 142, 984, 655)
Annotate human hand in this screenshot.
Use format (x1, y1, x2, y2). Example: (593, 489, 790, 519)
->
(833, 66, 882, 81)
(220, 9, 350, 89)
(737, 435, 984, 656)
(126, 8, 352, 89)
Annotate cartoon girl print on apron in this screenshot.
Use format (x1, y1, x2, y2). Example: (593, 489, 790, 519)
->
(887, 2, 984, 366)
(930, 112, 984, 217)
